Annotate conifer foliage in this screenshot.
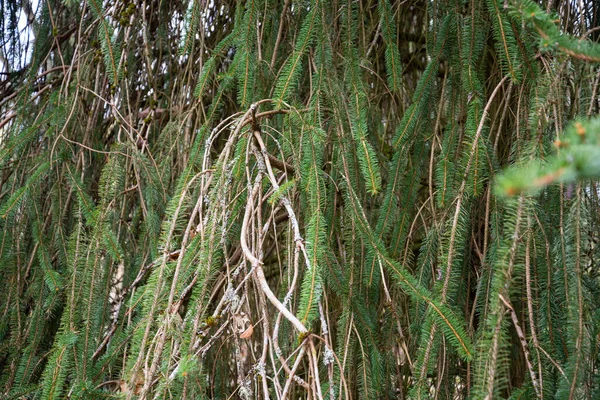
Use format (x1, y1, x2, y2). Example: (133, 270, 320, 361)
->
(3, 0, 600, 398)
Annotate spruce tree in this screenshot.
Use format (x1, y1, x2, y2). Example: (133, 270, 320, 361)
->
(2, 0, 600, 398)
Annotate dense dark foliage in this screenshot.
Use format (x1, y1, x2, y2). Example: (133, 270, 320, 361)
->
(2, 0, 600, 398)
